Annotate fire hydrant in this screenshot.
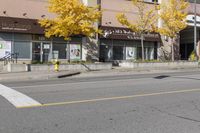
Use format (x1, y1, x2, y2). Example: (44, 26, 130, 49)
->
(54, 59, 60, 72)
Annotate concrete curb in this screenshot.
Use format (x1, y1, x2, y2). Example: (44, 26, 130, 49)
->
(0, 71, 81, 82)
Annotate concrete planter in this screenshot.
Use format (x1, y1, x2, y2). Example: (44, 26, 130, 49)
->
(29, 63, 112, 72)
(6, 63, 28, 72)
(119, 61, 200, 70)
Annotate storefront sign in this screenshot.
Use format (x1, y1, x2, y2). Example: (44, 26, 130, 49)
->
(100, 26, 160, 42)
(0, 41, 11, 58)
(70, 44, 81, 60)
(1, 23, 31, 31)
(186, 14, 200, 27)
(0, 16, 44, 34)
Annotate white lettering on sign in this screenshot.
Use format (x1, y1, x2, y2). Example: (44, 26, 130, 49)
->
(102, 28, 159, 40)
(1, 23, 31, 31)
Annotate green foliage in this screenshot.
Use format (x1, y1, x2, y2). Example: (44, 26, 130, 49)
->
(189, 51, 197, 61)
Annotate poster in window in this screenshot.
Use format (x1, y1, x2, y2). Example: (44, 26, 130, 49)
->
(126, 47, 136, 60)
(70, 44, 81, 60)
(0, 41, 11, 58)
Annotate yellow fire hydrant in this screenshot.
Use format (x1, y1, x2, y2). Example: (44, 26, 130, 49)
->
(54, 59, 60, 72)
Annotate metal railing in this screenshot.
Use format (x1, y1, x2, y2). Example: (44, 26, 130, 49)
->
(0, 53, 19, 65)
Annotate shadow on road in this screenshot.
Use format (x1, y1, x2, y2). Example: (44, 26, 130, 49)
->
(154, 75, 170, 79)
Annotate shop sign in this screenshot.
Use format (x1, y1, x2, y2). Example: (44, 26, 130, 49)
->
(0, 41, 11, 58)
(70, 44, 81, 60)
(186, 14, 200, 27)
(100, 26, 160, 41)
(1, 22, 31, 31)
(0, 16, 44, 34)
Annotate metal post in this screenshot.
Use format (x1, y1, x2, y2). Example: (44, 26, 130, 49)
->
(194, 0, 197, 56)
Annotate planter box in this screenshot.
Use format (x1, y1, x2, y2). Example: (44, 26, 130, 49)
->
(119, 61, 200, 69)
(6, 64, 28, 72)
(29, 63, 112, 72)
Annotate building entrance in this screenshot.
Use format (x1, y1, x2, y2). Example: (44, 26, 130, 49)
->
(113, 46, 124, 60)
(32, 42, 51, 63)
(180, 43, 194, 60)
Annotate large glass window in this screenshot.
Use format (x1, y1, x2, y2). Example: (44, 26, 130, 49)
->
(126, 47, 137, 60)
(53, 43, 67, 59)
(13, 41, 31, 59)
(137, 42, 156, 60)
(100, 40, 112, 62)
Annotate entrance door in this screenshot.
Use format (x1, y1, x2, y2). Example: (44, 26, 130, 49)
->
(32, 42, 41, 62)
(32, 42, 51, 63)
(180, 43, 194, 60)
(113, 46, 124, 60)
(42, 43, 51, 63)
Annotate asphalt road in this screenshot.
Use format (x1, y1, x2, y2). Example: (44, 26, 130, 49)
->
(1, 71, 200, 133)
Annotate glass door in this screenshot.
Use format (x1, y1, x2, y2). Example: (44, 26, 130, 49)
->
(32, 42, 41, 63)
(32, 42, 51, 63)
(113, 46, 124, 60)
(42, 42, 51, 63)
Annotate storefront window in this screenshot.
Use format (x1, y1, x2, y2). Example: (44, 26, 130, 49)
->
(70, 44, 81, 61)
(100, 39, 157, 61)
(53, 43, 67, 59)
(126, 47, 137, 60)
(13, 41, 31, 59)
(100, 40, 112, 62)
(137, 42, 156, 60)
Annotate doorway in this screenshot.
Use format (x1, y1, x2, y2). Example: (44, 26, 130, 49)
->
(32, 42, 51, 63)
(180, 43, 194, 60)
(113, 46, 124, 60)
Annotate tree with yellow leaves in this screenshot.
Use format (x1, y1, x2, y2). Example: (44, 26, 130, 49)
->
(117, 0, 158, 61)
(39, 0, 101, 40)
(158, 0, 188, 61)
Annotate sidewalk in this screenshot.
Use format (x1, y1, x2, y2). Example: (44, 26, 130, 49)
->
(0, 71, 81, 82)
(74, 67, 200, 78)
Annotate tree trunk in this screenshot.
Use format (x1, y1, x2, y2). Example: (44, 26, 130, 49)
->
(141, 34, 145, 61)
(171, 37, 174, 62)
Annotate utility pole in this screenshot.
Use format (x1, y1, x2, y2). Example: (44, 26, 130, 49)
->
(194, 0, 197, 56)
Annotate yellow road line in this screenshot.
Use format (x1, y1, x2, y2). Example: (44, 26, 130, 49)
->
(17, 88, 200, 109)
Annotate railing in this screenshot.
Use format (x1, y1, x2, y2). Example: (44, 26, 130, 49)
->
(0, 53, 19, 65)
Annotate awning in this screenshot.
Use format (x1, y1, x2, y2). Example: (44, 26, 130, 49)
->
(0, 16, 44, 34)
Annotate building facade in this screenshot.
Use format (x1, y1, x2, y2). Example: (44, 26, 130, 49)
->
(0, 0, 84, 64)
(99, 0, 160, 62)
(0, 0, 199, 63)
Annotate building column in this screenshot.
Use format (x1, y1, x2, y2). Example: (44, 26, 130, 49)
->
(82, 36, 99, 62)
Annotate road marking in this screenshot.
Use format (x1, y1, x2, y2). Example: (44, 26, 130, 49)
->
(0, 84, 41, 108)
(11, 78, 148, 89)
(17, 88, 200, 109)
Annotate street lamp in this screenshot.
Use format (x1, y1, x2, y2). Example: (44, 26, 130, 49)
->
(194, 0, 197, 56)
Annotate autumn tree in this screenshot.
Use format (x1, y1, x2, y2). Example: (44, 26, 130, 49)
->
(39, 0, 101, 40)
(117, 0, 158, 61)
(158, 0, 188, 61)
